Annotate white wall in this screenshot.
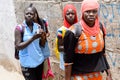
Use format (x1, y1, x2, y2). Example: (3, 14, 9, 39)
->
(0, 0, 20, 71)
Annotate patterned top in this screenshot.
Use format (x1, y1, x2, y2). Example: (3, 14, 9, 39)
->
(54, 26, 68, 60)
(75, 30, 104, 54)
(57, 26, 67, 39)
(64, 23, 109, 74)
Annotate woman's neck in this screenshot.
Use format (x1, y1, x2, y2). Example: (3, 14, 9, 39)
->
(26, 21, 33, 32)
(34, 19, 38, 23)
(26, 21, 33, 27)
(85, 21, 95, 27)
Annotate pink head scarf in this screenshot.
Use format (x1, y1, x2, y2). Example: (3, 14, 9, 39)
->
(81, 0, 99, 14)
(80, 0, 106, 36)
(63, 4, 78, 28)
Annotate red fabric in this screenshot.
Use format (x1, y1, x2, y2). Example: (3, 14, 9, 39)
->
(80, 0, 107, 36)
(80, 19, 100, 36)
(45, 21, 48, 27)
(63, 4, 78, 28)
(16, 26, 21, 32)
(42, 58, 54, 79)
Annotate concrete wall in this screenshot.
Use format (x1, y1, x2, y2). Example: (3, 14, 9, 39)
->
(99, 2, 120, 79)
(0, 0, 21, 72)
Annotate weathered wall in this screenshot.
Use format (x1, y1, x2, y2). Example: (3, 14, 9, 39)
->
(13, 0, 120, 80)
(100, 2, 120, 62)
(0, 0, 21, 72)
(99, 2, 120, 79)
(0, 0, 24, 80)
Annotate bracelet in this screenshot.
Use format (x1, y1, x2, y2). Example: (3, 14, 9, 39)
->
(59, 46, 64, 49)
(64, 63, 73, 66)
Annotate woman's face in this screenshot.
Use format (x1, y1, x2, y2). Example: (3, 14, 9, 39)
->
(83, 9, 98, 25)
(24, 7, 35, 22)
(65, 8, 75, 25)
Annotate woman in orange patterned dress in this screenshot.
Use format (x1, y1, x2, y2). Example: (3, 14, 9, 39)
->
(64, 0, 112, 80)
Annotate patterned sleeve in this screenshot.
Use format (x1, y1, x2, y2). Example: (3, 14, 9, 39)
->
(15, 25, 22, 32)
(64, 30, 77, 63)
(15, 26, 20, 30)
(43, 18, 48, 27)
(57, 30, 62, 39)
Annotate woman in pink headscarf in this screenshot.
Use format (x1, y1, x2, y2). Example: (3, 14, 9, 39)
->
(64, 0, 112, 80)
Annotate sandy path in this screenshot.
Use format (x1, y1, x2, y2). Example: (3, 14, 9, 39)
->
(0, 66, 24, 80)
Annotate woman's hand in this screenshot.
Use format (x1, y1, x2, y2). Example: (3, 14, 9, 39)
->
(32, 29, 44, 40)
(46, 32, 50, 37)
(65, 64, 72, 80)
(106, 69, 112, 80)
(37, 28, 44, 34)
(106, 75, 112, 80)
(40, 32, 46, 47)
(32, 33, 41, 40)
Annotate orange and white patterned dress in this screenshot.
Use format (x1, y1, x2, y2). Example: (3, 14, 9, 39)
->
(64, 24, 109, 80)
(71, 25, 104, 80)
(71, 72, 102, 80)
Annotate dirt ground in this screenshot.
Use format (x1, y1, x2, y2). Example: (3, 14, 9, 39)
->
(0, 66, 24, 80)
(0, 54, 120, 80)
